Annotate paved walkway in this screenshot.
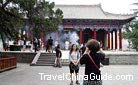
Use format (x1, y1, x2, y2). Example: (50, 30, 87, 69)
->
(0, 63, 138, 85)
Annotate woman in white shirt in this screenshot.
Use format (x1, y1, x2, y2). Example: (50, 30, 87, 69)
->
(69, 44, 80, 85)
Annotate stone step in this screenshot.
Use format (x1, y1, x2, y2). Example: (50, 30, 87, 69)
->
(37, 60, 54, 62)
(37, 61, 55, 63)
(38, 58, 55, 60)
(40, 56, 56, 58)
(36, 61, 54, 64)
(34, 64, 54, 66)
(36, 62, 69, 66)
(33, 53, 57, 66)
(37, 58, 55, 61)
(34, 63, 74, 66)
(38, 57, 55, 59)
(39, 54, 55, 58)
(40, 55, 56, 58)
(40, 53, 56, 56)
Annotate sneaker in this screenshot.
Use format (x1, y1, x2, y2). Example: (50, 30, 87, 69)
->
(76, 80, 80, 85)
(70, 81, 73, 85)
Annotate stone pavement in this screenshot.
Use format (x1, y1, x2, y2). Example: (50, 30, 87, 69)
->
(0, 63, 138, 85)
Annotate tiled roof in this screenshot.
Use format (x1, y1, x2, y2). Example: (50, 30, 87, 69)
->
(55, 4, 136, 20)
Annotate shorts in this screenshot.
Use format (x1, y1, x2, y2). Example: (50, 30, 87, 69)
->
(69, 62, 79, 73)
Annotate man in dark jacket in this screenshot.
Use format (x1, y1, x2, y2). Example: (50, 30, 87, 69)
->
(54, 44, 62, 68)
(47, 36, 53, 53)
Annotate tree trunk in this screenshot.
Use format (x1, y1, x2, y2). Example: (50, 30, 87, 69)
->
(0, 33, 6, 51)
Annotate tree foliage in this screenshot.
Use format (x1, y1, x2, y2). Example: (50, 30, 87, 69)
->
(123, 0, 138, 51)
(17, 0, 63, 38)
(0, 0, 23, 39)
(123, 23, 138, 50)
(0, 0, 63, 50)
(0, 0, 24, 50)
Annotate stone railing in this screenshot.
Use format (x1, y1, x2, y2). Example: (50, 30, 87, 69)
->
(30, 52, 41, 65)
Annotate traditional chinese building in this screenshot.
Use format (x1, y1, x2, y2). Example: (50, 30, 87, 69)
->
(55, 4, 135, 50)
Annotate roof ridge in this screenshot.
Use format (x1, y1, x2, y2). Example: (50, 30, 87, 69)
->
(55, 4, 101, 7)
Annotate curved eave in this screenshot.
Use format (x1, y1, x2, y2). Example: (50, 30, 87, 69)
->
(63, 17, 135, 21)
(55, 4, 136, 20)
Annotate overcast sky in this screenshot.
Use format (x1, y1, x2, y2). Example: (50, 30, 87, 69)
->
(47, 0, 137, 14)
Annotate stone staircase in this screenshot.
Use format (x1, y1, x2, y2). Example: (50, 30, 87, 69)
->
(31, 52, 56, 66)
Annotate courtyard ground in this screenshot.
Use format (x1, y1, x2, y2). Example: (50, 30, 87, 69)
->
(0, 63, 138, 85)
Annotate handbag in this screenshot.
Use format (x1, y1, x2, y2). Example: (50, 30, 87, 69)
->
(70, 63, 79, 70)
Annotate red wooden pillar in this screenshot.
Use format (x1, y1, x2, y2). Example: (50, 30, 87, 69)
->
(41, 32, 43, 44)
(79, 28, 83, 44)
(28, 31, 31, 40)
(44, 31, 46, 46)
(119, 29, 122, 50)
(115, 30, 117, 49)
(108, 28, 110, 49)
(94, 28, 97, 39)
(41, 31, 45, 46)
(111, 31, 113, 50)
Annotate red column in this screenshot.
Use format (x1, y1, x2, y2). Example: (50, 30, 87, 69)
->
(41, 31, 45, 46)
(119, 29, 122, 50)
(111, 31, 113, 50)
(28, 31, 31, 40)
(79, 28, 83, 44)
(115, 30, 117, 49)
(108, 28, 110, 49)
(94, 28, 97, 39)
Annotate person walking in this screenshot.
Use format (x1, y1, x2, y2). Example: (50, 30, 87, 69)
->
(30, 39, 34, 52)
(47, 36, 53, 53)
(23, 38, 26, 51)
(54, 44, 62, 68)
(33, 37, 38, 52)
(69, 44, 80, 85)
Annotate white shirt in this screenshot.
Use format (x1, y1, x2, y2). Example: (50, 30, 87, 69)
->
(69, 51, 80, 62)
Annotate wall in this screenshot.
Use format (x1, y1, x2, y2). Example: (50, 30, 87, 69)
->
(0, 52, 36, 63)
(106, 53, 138, 65)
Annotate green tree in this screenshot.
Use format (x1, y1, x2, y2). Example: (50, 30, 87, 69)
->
(123, 23, 138, 51)
(0, 0, 63, 50)
(0, 0, 24, 50)
(123, 0, 138, 51)
(17, 0, 63, 38)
